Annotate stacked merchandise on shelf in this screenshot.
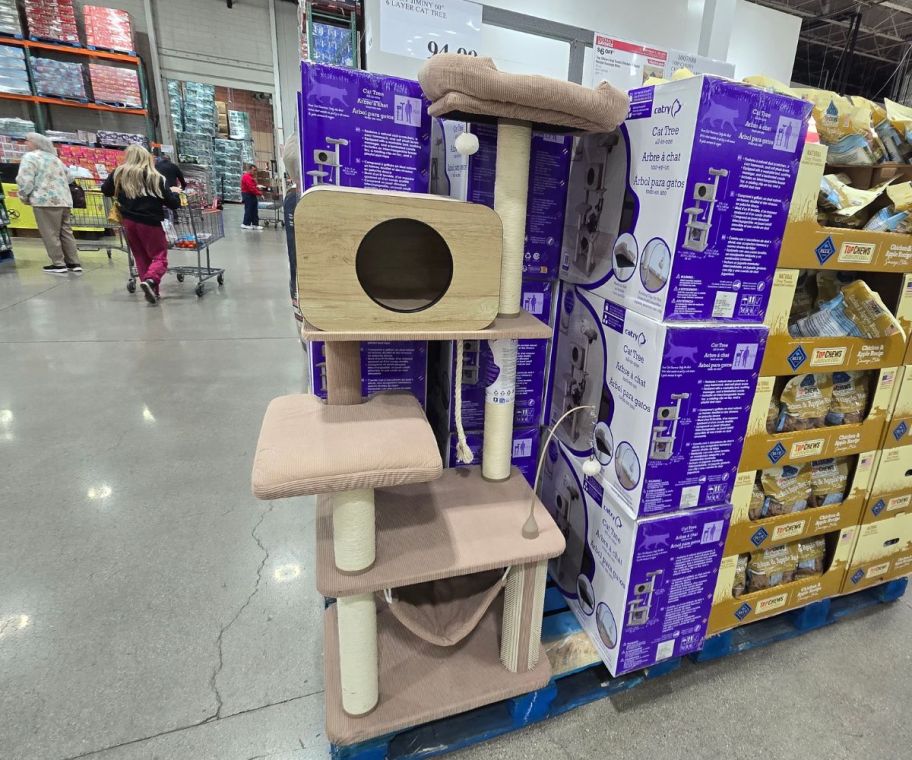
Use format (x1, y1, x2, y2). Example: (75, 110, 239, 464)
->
(0, 0, 22, 38)
(178, 163, 214, 205)
(428, 121, 570, 484)
(167, 80, 184, 132)
(300, 63, 432, 397)
(24, 0, 79, 44)
(182, 81, 216, 135)
(213, 138, 242, 202)
(0, 45, 30, 95)
(31, 58, 86, 100)
(227, 110, 250, 140)
(0, 117, 34, 137)
(215, 100, 228, 135)
(0, 135, 27, 162)
(96, 130, 147, 148)
(88, 63, 141, 106)
(540, 76, 813, 676)
(239, 139, 255, 164)
(45, 130, 82, 143)
(82, 5, 134, 53)
(176, 131, 213, 166)
(310, 22, 355, 67)
(57, 144, 123, 179)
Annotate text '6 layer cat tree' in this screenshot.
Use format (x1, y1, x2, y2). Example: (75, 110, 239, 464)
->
(251, 55, 628, 746)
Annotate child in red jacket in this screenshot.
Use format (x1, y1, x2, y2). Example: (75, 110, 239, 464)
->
(240, 164, 263, 230)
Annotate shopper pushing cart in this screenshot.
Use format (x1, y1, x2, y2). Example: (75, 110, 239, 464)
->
(102, 144, 180, 305)
(240, 164, 263, 230)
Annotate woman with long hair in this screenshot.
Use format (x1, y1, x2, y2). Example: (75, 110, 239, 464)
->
(102, 144, 180, 304)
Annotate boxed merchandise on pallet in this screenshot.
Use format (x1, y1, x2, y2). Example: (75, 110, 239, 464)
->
(228, 109, 250, 140)
(24, 0, 79, 44)
(841, 511, 912, 592)
(82, 5, 134, 53)
(864, 445, 912, 523)
(181, 81, 216, 135)
(167, 80, 184, 133)
(0, 0, 22, 37)
(57, 144, 123, 179)
(31, 58, 86, 100)
(0, 135, 27, 162)
(880, 364, 912, 449)
(545, 282, 767, 517)
(558, 77, 812, 322)
(0, 45, 30, 95)
(88, 63, 141, 107)
(176, 132, 213, 167)
(0, 117, 34, 138)
(542, 439, 731, 675)
(214, 138, 243, 202)
(96, 130, 147, 148)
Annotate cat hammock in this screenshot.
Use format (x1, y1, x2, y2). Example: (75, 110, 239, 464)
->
(251, 56, 627, 747)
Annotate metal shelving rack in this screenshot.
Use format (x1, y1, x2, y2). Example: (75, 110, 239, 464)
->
(303, 0, 361, 69)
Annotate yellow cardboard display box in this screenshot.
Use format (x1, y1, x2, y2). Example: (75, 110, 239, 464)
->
(863, 445, 912, 523)
(881, 365, 912, 449)
(841, 512, 912, 592)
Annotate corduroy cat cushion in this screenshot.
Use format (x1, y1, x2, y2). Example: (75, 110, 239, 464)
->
(418, 53, 629, 133)
(252, 393, 442, 499)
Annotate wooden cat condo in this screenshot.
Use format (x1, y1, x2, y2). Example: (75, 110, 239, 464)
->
(251, 55, 628, 748)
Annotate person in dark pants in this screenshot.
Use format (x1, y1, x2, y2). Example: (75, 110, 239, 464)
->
(154, 154, 186, 190)
(282, 134, 301, 322)
(102, 145, 180, 304)
(240, 164, 262, 230)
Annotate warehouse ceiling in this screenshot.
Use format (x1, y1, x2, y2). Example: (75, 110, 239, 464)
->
(749, 0, 912, 96)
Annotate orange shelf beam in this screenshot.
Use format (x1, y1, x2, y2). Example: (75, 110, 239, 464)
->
(0, 92, 146, 115)
(0, 37, 139, 64)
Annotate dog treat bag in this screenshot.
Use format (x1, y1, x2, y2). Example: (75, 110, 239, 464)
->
(767, 394, 781, 434)
(796, 536, 827, 578)
(841, 280, 904, 339)
(789, 270, 816, 323)
(733, 554, 749, 597)
(815, 270, 855, 306)
(759, 464, 812, 516)
(749, 480, 767, 521)
(747, 543, 799, 592)
(810, 457, 850, 506)
(826, 371, 869, 426)
(777, 374, 833, 432)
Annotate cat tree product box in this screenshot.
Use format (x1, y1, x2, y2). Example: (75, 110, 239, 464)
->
(708, 525, 856, 635)
(430, 118, 572, 278)
(724, 453, 874, 555)
(299, 62, 430, 193)
(308, 340, 427, 406)
(443, 426, 539, 486)
(740, 368, 899, 471)
(542, 440, 731, 676)
(864, 446, 912, 524)
(545, 283, 767, 517)
(559, 76, 811, 322)
(841, 512, 912, 592)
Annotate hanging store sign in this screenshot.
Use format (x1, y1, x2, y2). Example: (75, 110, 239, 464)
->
(380, 0, 482, 59)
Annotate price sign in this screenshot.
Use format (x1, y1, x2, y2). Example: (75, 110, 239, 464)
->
(380, 0, 482, 60)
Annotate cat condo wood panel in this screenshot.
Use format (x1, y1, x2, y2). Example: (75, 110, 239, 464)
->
(296, 186, 504, 332)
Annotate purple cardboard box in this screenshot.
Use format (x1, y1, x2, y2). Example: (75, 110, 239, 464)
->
(520, 276, 557, 328)
(299, 62, 430, 192)
(445, 426, 540, 486)
(308, 340, 427, 407)
(559, 76, 812, 322)
(542, 440, 731, 676)
(546, 282, 767, 517)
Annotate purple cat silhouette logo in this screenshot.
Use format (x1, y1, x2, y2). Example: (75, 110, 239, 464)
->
(640, 532, 670, 550)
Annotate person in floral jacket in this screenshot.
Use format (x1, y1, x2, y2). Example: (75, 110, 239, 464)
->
(16, 132, 82, 275)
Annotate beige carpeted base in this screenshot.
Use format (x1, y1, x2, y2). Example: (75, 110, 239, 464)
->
(324, 596, 552, 746)
(315, 466, 566, 597)
(300, 309, 551, 342)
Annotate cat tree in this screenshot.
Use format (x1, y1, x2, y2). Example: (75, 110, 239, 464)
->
(251, 56, 627, 747)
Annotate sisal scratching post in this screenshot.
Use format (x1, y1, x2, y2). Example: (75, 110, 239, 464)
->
(500, 560, 548, 672)
(493, 120, 532, 317)
(482, 338, 518, 481)
(332, 488, 375, 572)
(324, 341, 362, 405)
(336, 593, 379, 716)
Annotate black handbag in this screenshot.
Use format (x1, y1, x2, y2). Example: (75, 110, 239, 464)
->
(69, 182, 86, 209)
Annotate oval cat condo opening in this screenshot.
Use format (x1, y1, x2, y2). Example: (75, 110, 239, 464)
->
(355, 218, 454, 313)
(295, 187, 503, 332)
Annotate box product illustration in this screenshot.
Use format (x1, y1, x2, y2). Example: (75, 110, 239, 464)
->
(725, 453, 873, 554)
(841, 512, 912, 592)
(546, 284, 767, 517)
(308, 340, 427, 407)
(560, 76, 811, 322)
(740, 367, 899, 470)
(709, 526, 856, 634)
(299, 62, 430, 193)
(864, 446, 912, 523)
(520, 277, 557, 327)
(763, 269, 910, 376)
(443, 426, 539, 486)
(542, 440, 730, 676)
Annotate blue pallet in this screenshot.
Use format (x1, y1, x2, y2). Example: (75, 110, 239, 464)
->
(332, 577, 907, 759)
(30, 36, 82, 48)
(87, 44, 137, 57)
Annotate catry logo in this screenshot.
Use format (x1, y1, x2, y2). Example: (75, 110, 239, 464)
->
(653, 98, 682, 118)
(624, 328, 647, 345)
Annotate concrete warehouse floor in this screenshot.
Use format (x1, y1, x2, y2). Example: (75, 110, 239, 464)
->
(1, 209, 910, 760)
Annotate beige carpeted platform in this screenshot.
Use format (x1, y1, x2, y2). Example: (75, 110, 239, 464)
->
(251, 393, 441, 499)
(324, 597, 552, 746)
(300, 309, 551, 342)
(315, 467, 566, 597)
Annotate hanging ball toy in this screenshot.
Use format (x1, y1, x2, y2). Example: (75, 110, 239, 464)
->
(454, 131, 480, 156)
(582, 457, 601, 476)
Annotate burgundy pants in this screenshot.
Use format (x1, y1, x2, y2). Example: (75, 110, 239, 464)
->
(123, 218, 168, 288)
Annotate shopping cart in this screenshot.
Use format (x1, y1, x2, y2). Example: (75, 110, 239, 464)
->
(70, 178, 128, 259)
(164, 192, 226, 297)
(259, 188, 284, 228)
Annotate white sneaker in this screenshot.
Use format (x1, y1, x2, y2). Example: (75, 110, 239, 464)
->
(241, 224, 252, 230)
(252, 225, 264, 230)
